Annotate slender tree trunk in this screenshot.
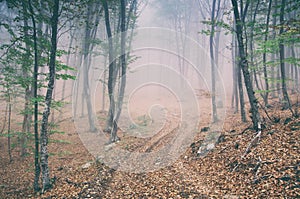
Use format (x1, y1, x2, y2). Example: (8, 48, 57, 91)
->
(210, 0, 218, 122)
(61, 25, 75, 102)
(235, 38, 246, 122)
(28, 0, 40, 192)
(248, 1, 259, 91)
(231, 0, 261, 130)
(115, 0, 127, 124)
(40, 0, 59, 191)
(102, 0, 118, 142)
(21, 1, 32, 157)
(231, 35, 239, 113)
(237, 61, 247, 122)
(115, 0, 137, 122)
(74, 52, 83, 117)
(279, 0, 292, 111)
(82, 3, 97, 132)
(7, 89, 12, 163)
(102, 58, 107, 112)
(291, 45, 298, 92)
(270, 0, 278, 98)
(262, 0, 272, 106)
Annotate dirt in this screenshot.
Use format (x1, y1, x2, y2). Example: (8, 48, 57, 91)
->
(0, 95, 299, 198)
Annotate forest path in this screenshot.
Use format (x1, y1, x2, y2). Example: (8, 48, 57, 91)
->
(0, 96, 299, 198)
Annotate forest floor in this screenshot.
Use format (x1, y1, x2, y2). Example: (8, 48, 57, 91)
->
(0, 95, 299, 198)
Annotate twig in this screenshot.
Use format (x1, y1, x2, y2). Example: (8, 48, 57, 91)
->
(218, 146, 228, 154)
(0, 37, 22, 60)
(253, 156, 262, 183)
(232, 122, 263, 172)
(242, 122, 262, 157)
(232, 162, 239, 172)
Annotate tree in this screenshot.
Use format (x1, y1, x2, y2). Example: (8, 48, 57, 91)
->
(278, 0, 292, 110)
(209, 0, 218, 122)
(0, 0, 86, 193)
(231, 0, 261, 130)
(27, 0, 41, 191)
(102, 0, 118, 142)
(80, 0, 101, 132)
(39, 0, 60, 191)
(261, 0, 272, 106)
(102, 0, 138, 142)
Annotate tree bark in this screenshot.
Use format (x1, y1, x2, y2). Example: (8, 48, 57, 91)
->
(279, 0, 292, 111)
(231, 35, 239, 113)
(82, 2, 97, 132)
(234, 34, 246, 122)
(262, 0, 272, 106)
(115, 0, 127, 123)
(40, 0, 59, 191)
(28, 0, 40, 192)
(270, 0, 278, 98)
(7, 89, 12, 162)
(20, 0, 33, 157)
(210, 0, 218, 122)
(231, 0, 261, 130)
(102, 0, 119, 142)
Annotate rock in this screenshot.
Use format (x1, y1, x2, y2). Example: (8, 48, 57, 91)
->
(81, 162, 93, 169)
(207, 143, 215, 150)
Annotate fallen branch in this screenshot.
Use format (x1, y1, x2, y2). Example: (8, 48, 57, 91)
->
(242, 122, 262, 157)
(233, 122, 262, 172)
(252, 156, 262, 183)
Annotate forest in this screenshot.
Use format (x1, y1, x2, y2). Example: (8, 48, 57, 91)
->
(0, 0, 299, 198)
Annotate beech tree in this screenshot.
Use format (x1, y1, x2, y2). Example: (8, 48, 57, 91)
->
(38, 0, 59, 191)
(278, 0, 292, 111)
(102, 0, 138, 142)
(231, 0, 261, 130)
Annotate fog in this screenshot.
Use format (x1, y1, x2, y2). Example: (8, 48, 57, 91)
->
(71, 0, 233, 131)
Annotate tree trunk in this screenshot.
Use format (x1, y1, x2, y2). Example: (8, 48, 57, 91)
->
(235, 37, 246, 122)
(82, 3, 97, 132)
(262, 0, 272, 106)
(291, 45, 298, 93)
(248, 1, 259, 94)
(115, 0, 138, 125)
(115, 0, 127, 123)
(102, 0, 119, 142)
(102, 58, 107, 112)
(28, 0, 40, 192)
(7, 89, 12, 162)
(231, 35, 239, 113)
(210, 0, 218, 122)
(61, 23, 75, 102)
(279, 0, 292, 112)
(20, 0, 34, 157)
(237, 60, 247, 122)
(231, 0, 261, 130)
(270, 0, 278, 98)
(40, 0, 59, 191)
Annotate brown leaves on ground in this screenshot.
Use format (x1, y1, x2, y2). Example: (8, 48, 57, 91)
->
(0, 101, 299, 198)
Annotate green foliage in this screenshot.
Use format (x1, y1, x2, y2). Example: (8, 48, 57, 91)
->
(49, 129, 65, 135)
(200, 20, 232, 36)
(56, 73, 76, 80)
(55, 59, 76, 80)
